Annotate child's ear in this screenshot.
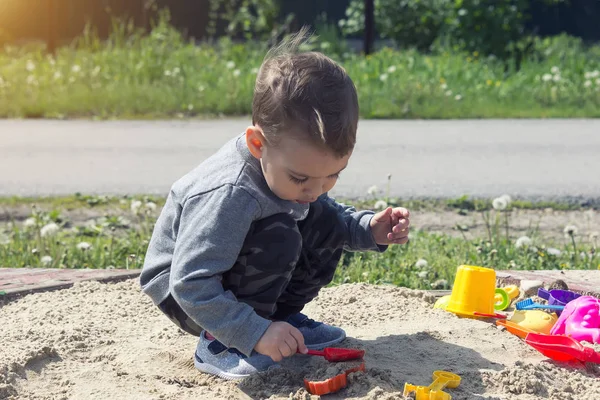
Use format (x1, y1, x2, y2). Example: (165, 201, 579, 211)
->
(245, 126, 265, 158)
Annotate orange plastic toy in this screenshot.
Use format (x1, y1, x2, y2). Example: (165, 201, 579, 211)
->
(304, 362, 366, 396)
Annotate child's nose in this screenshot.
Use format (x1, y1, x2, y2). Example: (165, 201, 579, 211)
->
(303, 180, 325, 198)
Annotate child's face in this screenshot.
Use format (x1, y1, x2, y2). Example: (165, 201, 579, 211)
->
(247, 127, 351, 204)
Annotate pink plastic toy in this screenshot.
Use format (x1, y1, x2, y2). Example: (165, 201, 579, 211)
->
(550, 295, 600, 344)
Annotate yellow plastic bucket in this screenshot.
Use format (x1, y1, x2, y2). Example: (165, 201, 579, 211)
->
(446, 265, 500, 318)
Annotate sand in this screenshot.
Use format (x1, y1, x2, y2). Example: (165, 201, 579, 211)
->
(1, 280, 599, 400)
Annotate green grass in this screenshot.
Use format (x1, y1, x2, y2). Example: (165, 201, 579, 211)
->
(1, 15, 600, 119)
(0, 193, 590, 213)
(1, 195, 597, 291)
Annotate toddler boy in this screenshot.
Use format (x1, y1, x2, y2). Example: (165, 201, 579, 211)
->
(139, 28, 410, 380)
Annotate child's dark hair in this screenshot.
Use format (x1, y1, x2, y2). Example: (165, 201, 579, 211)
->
(252, 27, 359, 158)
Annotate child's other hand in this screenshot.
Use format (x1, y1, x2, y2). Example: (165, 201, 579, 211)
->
(254, 321, 308, 362)
(370, 207, 410, 245)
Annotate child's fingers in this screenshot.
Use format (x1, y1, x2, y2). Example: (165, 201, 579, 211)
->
(392, 207, 410, 219)
(372, 207, 393, 223)
(280, 340, 294, 358)
(392, 219, 410, 233)
(289, 327, 307, 354)
(391, 236, 409, 245)
(387, 231, 409, 241)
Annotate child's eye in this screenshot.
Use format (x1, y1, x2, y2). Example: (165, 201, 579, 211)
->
(328, 173, 341, 179)
(288, 175, 308, 185)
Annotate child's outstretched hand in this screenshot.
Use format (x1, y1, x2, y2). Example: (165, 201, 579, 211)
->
(254, 321, 308, 362)
(370, 207, 410, 245)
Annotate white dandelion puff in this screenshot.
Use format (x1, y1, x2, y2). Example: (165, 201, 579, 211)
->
(233, 69, 241, 77)
(492, 197, 508, 211)
(26, 60, 36, 72)
(542, 74, 552, 82)
(379, 73, 388, 82)
(23, 218, 36, 228)
(226, 61, 235, 69)
(77, 242, 92, 251)
(374, 200, 388, 210)
(547, 247, 562, 256)
(387, 65, 397, 73)
(515, 236, 532, 248)
(563, 225, 578, 236)
(40, 256, 53, 266)
(131, 200, 143, 214)
(367, 185, 379, 196)
(40, 223, 60, 237)
(415, 259, 428, 269)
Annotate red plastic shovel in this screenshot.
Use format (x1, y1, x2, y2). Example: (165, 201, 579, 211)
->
(525, 332, 600, 363)
(299, 347, 365, 362)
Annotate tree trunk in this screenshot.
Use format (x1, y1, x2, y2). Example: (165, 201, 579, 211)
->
(364, 0, 374, 55)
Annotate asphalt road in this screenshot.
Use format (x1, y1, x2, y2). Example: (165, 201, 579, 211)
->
(1, 119, 599, 200)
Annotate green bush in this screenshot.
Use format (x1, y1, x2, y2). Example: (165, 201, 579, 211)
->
(206, 0, 283, 40)
(339, 0, 453, 51)
(444, 0, 530, 61)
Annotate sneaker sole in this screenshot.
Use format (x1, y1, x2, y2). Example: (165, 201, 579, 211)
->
(193, 352, 281, 380)
(305, 331, 347, 350)
(194, 353, 250, 380)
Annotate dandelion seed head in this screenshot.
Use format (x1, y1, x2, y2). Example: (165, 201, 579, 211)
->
(379, 73, 388, 82)
(23, 218, 36, 228)
(515, 236, 532, 248)
(547, 247, 562, 256)
(41, 256, 53, 265)
(233, 69, 241, 77)
(563, 225, 578, 236)
(26, 60, 36, 72)
(415, 259, 428, 268)
(77, 242, 92, 251)
(131, 200, 143, 214)
(226, 61, 235, 69)
(374, 200, 388, 210)
(499, 194, 512, 204)
(367, 185, 378, 196)
(387, 65, 397, 73)
(492, 197, 508, 211)
(40, 223, 60, 237)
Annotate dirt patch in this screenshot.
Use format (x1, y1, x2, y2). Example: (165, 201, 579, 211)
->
(1, 280, 599, 399)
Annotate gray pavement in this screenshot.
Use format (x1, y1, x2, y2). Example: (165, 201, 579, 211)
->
(1, 119, 599, 200)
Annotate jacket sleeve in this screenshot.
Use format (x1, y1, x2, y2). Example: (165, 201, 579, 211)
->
(169, 184, 271, 357)
(319, 193, 388, 252)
